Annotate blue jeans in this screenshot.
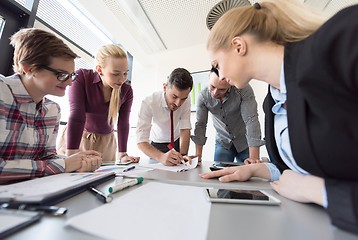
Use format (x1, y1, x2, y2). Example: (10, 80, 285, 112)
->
(214, 141, 249, 163)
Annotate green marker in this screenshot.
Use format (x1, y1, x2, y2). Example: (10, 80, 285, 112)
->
(109, 177, 143, 193)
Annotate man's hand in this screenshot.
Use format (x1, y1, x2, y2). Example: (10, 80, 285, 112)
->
(244, 157, 264, 165)
(159, 149, 184, 166)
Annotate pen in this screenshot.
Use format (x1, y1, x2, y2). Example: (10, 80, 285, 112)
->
(123, 165, 135, 172)
(89, 187, 113, 203)
(109, 177, 144, 194)
(167, 144, 186, 165)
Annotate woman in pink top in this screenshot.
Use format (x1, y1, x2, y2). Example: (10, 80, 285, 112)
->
(58, 44, 139, 164)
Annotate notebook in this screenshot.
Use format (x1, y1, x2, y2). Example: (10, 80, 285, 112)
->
(0, 172, 115, 205)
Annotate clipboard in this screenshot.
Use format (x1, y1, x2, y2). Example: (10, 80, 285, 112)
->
(0, 208, 42, 238)
(0, 172, 115, 206)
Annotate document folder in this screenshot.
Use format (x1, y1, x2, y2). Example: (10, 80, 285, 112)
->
(0, 172, 115, 206)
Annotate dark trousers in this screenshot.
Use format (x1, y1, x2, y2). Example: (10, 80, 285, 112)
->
(151, 138, 180, 153)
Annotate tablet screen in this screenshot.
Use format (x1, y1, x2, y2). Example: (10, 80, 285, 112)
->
(206, 189, 269, 201)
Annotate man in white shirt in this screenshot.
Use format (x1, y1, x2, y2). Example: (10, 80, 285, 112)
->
(136, 68, 192, 166)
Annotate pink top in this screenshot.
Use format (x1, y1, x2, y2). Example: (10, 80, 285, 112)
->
(66, 69, 133, 152)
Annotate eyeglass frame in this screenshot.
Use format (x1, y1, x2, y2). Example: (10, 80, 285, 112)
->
(41, 65, 78, 82)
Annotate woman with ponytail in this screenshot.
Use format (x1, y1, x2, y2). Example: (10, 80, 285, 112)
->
(58, 44, 139, 164)
(200, 0, 358, 233)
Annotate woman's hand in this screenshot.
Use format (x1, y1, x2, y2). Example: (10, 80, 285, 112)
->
(270, 170, 324, 206)
(200, 165, 254, 182)
(65, 150, 102, 172)
(200, 163, 271, 183)
(121, 155, 140, 163)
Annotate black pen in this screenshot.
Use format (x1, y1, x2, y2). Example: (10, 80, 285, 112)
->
(89, 187, 113, 203)
(123, 165, 135, 172)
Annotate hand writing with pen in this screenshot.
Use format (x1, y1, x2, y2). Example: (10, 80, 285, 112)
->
(158, 144, 193, 166)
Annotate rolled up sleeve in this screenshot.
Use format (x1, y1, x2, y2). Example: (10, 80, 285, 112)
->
(240, 85, 265, 147)
(179, 96, 191, 130)
(191, 92, 208, 146)
(136, 100, 153, 144)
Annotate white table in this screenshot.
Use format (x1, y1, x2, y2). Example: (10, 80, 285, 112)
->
(7, 161, 358, 240)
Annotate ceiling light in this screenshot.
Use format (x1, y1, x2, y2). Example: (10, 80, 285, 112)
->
(115, 0, 166, 52)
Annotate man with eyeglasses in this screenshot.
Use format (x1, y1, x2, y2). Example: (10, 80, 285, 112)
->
(191, 68, 265, 165)
(0, 28, 102, 184)
(41, 65, 78, 82)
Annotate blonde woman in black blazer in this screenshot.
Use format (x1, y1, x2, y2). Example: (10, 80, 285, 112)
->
(200, 0, 358, 234)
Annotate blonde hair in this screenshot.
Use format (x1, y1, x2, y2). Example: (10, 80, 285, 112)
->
(96, 44, 128, 126)
(10, 28, 77, 74)
(207, 0, 327, 51)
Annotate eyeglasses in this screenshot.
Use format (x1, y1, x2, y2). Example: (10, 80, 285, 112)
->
(41, 65, 78, 82)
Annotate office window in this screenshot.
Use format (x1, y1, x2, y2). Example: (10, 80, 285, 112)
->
(0, 16, 4, 39)
(75, 57, 93, 71)
(36, 0, 112, 57)
(13, 0, 34, 11)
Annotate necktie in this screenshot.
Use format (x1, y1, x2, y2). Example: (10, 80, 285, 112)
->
(170, 110, 174, 148)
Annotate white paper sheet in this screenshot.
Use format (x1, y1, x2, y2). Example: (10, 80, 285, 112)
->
(66, 182, 211, 240)
(140, 157, 199, 172)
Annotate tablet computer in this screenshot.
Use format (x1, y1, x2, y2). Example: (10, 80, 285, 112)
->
(204, 188, 281, 205)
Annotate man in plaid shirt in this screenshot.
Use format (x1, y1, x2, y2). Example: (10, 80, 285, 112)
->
(0, 28, 102, 183)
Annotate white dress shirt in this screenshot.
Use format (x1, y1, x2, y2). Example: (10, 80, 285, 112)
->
(136, 91, 191, 144)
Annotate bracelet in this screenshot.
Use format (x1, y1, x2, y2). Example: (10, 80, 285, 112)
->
(119, 153, 128, 161)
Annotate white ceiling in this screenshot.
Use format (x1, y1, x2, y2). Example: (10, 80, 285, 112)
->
(76, 0, 358, 64)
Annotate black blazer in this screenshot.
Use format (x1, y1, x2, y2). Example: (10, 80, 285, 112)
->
(264, 5, 358, 234)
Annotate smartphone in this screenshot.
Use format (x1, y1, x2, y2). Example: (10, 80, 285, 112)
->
(204, 188, 281, 205)
(209, 162, 244, 171)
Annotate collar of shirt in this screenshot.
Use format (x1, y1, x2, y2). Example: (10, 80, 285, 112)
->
(221, 86, 233, 103)
(4, 74, 35, 104)
(93, 71, 102, 84)
(270, 64, 287, 115)
(160, 91, 170, 110)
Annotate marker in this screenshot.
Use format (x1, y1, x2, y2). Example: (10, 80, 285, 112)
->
(123, 165, 135, 172)
(109, 177, 144, 194)
(89, 187, 113, 203)
(167, 144, 186, 165)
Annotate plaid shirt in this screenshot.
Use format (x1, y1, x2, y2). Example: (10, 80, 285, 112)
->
(0, 74, 65, 183)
